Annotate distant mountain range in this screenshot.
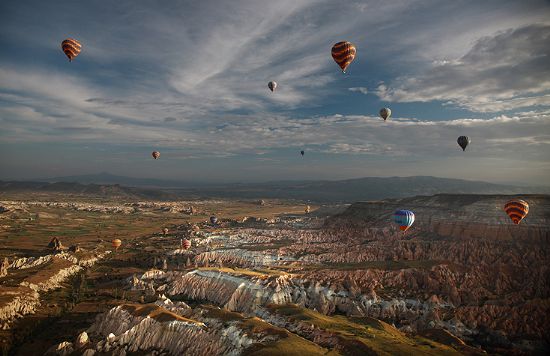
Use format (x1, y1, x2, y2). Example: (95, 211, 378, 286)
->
(2, 174, 548, 203)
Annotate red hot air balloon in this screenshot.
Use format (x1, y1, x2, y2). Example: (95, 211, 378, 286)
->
(61, 38, 82, 62)
(181, 238, 191, 250)
(152, 151, 160, 159)
(331, 41, 356, 73)
(504, 199, 529, 225)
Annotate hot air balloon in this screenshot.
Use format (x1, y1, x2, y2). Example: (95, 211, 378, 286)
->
(457, 136, 470, 151)
(112, 238, 122, 251)
(300, 150, 305, 156)
(380, 108, 391, 121)
(305, 205, 311, 214)
(61, 38, 82, 62)
(162, 228, 169, 235)
(393, 210, 415, 231)
(331, 41, 356, 73)
(268, 81, 277, 92)
(152, 151, 160, 159)
(181, 238, 191, 250)
(504, 199, 529, 225)
(210, 216, 218, 225)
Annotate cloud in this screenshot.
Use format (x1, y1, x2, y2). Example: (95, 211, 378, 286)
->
(374, 24, 550, 112)
(348, 87, 369, 94)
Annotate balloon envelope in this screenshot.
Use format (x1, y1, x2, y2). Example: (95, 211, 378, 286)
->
(112, 238, 122, 250)
(61, 38, 81, 61)
(331, 41, 356, 72)
(380, 108, 391, 121)
(393, 210, 415, 231)
(210, 216, 218, 224)
(268, 81, 277, 92)
(504, 199, 529, 225)
(457, 136, 470, 151)
(300, 150, 305, 156)
(152, 151, 160, 159)
(181, 239, 191, 250)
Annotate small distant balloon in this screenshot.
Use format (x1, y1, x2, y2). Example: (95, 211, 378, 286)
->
(504, 199, 529, 225)
(162, 228, 169, 235)
(210, 216, 218, 225)
(112, 238, 122, 251)
(457, 136, 470, 151)
(331, 41, 356, 73)
(393, 210, 415, 231)
(380, 108, 391, 121)
(305, 205, 311, 214)
(61, 38, 82, 62)
(152, 151, 160, 159)
(300, 150, 305, 156)
(181, 238, 191, 250)
(268, 81, 277, 92)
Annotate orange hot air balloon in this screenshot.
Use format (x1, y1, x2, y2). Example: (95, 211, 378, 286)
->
(504, 199, 529, 225)
(181, 238, 191, 250)
(162, 228, 169, 235)
(112, 238, 122, 251)
(152, 151, 160, 159)
(61, 38, 82, 62)
(331, 41, 356, 73)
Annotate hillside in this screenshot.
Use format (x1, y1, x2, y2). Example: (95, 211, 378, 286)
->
(2, 176, 548, 203)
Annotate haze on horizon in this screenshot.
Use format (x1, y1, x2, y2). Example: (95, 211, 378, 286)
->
(1, 0, 549, 186)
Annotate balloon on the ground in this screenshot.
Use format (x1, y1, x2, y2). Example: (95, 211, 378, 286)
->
(331, 41, 356, 73)
(393, 210, 415, 231)
(504, 199, 529, 225)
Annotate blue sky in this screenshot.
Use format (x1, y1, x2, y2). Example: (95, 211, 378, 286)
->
(1, 0, 549, 184)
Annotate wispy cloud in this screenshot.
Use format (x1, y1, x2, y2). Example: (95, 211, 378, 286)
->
(348, 87, 369, 94)
(373, 24, 550, 112)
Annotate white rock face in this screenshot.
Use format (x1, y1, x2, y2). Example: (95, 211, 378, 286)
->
(45, 341, 74, 355)
(75, 331, 89, 348)
(164, 269, 451, 332)
(86, 304, 257, 356)
(0, 253, 105, 329)
(194, 249, 293, 267)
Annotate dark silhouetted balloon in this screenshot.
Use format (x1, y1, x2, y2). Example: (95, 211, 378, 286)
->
(457, 136, 470, 151)
(152, 151, 160, 159)
(268, 81, 277, 92)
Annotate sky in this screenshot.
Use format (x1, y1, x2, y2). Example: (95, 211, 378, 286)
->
(0, 0, 549, 185)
